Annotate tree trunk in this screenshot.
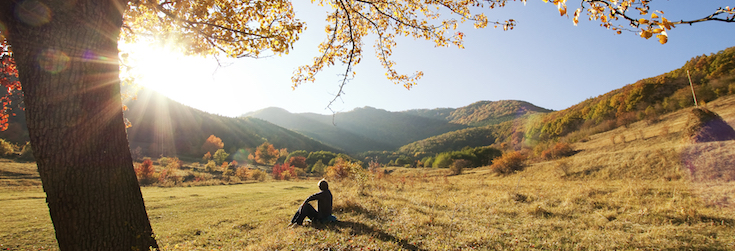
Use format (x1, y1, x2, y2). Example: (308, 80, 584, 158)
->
(0, 1, 158, 250)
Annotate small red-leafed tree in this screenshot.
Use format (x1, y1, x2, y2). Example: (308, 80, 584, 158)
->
(287, 156, 308, 170)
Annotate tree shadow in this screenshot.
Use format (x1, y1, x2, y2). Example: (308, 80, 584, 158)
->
(312, 221, 425, 251)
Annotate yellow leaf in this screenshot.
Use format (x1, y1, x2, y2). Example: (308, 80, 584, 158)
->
(651, 13, 658, 19)
(638, 18, 648, 24)
(640, 30, 653, 39)
(657, 34, 668, 44)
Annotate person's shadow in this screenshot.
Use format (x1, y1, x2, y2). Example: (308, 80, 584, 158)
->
(311, 220, 426, 251)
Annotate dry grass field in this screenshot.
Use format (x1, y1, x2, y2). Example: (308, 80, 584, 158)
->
(1, 96, 734, 250)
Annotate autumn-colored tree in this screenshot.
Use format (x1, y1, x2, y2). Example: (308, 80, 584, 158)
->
(202, 151, 212, 162)
(248, 142, 279, 166)
(213, 149, 230, 166)
(134, 159, 156, 185)
(272, 163, 296, 180)
(201, 135, 225, 156)
(1, 0, 732, 249)
(287, 156, 308, 170)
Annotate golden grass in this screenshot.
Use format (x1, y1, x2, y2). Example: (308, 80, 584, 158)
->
(1, 96, 734, 250)
(2, 168, 734, 250)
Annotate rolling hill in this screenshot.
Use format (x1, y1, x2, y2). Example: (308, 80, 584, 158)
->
(123, 89, 341, 158)
(404, 100, 553, 126)
(245, 106, 470, 153)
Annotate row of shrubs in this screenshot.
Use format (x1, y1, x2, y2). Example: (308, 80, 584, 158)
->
(133, 154, 377, 186)
(0, 139, 34, 161)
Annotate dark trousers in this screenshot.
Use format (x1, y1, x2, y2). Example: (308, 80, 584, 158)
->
(291, 203, 319, 225)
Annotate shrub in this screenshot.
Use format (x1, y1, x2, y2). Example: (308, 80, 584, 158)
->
(310, 160, 327, 174)
(421, 156, 434, 168)
(249, 169, 266, 181)
(222, 162, 237, 176)
(202, 152, 212, 162)
(272, 163, 296, 180)
(325, 157, 366, 181)
(19, 142, 34, 161)
(287, 156, 308, 170)
(135, 159, 156, 185)
(235, 166, 250, 180)
(213, 149, 230, 165)
(490, 151, 526, 175)
(0, 139, 13, 157)
(450, 159, 470, 175)
(164, 157, 182, 171)
(204, 160, 217, 172)
(432, 153, 453, 168)
(541, 142, 575, 160)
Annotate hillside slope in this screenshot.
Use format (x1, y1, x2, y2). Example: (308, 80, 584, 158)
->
(526, 95, 735, 183)
(246, 106, 468, 152)
(403, 100, 552, 127)
(124, 89, 340, 158)
(243, 107, 394, 153)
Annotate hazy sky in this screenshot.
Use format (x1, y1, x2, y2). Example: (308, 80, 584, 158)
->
(125, 1, 735, 117)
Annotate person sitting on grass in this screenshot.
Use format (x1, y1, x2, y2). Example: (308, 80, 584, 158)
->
(289, 179, 335, 226)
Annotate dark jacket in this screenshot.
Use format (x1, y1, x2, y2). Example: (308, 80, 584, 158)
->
(304, 189, 332, 220)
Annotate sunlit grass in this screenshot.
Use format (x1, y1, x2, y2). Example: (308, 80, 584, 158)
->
(1, 96, 734, 250)
(2, 168, 734, 250)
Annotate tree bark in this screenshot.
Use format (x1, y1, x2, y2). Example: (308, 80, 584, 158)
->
(0, 1, 158, 250)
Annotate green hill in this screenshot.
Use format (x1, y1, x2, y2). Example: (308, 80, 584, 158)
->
(243, 107, 394, 153)
(246, 106, 468, 153)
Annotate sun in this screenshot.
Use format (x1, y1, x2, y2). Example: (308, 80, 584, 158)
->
(119, 42, 196, 95)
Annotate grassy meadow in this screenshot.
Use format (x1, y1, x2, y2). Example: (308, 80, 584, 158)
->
(2, 97, 735, 250)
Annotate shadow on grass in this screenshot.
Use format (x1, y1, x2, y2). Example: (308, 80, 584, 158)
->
(312, 221, 425, 251)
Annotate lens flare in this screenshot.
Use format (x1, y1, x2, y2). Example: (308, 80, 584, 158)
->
(38, 48, 70, 74)
(14, 0, 52, 27)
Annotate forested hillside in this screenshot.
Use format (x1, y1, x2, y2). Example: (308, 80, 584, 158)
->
(395, 46, 735, 158)
(123, 89, 340, 158)
(243, 107, 394, 153)
(246, 106, 468, 152)
(524, 46, 735, 143)
(403, 100, 552, 127)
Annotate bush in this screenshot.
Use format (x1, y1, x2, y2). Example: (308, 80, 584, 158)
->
(222, 162, 236, 176)
(204, 160, 217, 172)
(325, 158, 366, 181)
(249, 169, 266, 181)
(432, 153, 453, 168)
(235, 166, 250, 180)
(135, 159, 156, 185)
(540, 142, 575, 160)
(213, 149, 230, 165)
(272, 163, 296, 180)
(490, 151, 526, 175)
(421, 156, 434, 168)
(310, 160, 327, 174)
(287, 156, 308, 170)
(450, 159, 470, 175)
(19, 142, 34, 161)
(0, 139, 13, 157)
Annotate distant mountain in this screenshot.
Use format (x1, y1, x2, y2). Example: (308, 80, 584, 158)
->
(244, 106, 469, 153)
(244, 107, 394, 153)
(123, 89, 340, 158)
(403, 100, 553, 127)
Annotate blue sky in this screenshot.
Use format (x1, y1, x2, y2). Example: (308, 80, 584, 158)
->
(126, 1, 735, 117)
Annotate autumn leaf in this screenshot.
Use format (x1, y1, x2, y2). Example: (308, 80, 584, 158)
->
(640, 30, 653, 39)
